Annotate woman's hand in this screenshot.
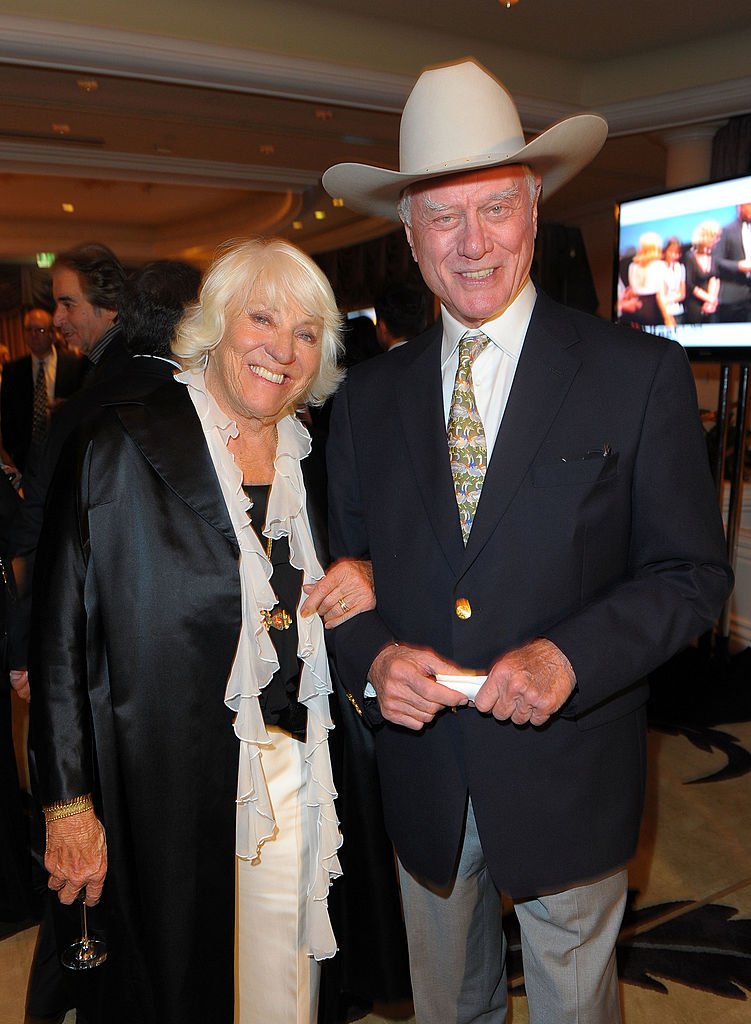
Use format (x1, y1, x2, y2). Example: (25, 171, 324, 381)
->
(45, 809, 108, 906)
(300, 558, 375, 628)
(9, 669, 30, 702)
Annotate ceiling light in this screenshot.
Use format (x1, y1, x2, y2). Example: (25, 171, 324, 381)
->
(500, 0, 519, 6)
(331, 198, 345, 208)
(36, 252, 56, 268)
(315, 110, 333, 121)
(313, 210, 326, 221)
(61, 202, 75, 214)
(52, 123, 71, 135)
(292, 221, 303, 231)
(77, 79, 99, 92)
(259, 144, 275, 156)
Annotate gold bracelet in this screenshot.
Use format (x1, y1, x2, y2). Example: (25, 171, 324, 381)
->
(43, 794, 94, 823)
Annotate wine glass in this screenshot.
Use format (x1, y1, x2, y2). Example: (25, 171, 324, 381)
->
(61, 890, 108, 970)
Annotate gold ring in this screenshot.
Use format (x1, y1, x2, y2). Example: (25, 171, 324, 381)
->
(338, 598, 349, 612)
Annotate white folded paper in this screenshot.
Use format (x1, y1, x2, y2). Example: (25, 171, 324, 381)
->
(434, 674, 487, 701)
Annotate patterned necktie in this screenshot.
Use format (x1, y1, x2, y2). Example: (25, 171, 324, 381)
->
(31, 359, 48, 447)
(447, 330, 489, 543)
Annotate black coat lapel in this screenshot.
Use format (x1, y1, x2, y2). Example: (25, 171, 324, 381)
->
(464, 295, 582, 565)
(301, 450, 330, 567)
(114, 380, 238, 548)
(395, 325, 466, 575)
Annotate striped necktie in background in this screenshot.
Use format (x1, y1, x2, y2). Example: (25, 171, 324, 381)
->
(31, 359, 48, 448)
(447, 330, 489, 543)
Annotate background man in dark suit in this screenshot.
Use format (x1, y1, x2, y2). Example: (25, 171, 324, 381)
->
(10, 243, 128, 582)
(714, 202, 751, 322)
(374, 285, 428, 351)
(0, 307, 83, 473)
(51, 242, 129, 383)
(322, 60, 732, 1024)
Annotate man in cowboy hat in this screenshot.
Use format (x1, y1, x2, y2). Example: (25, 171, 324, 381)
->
(322, 59, 731, 1023)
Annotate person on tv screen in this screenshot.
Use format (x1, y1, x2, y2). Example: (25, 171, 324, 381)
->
(627, 232, 672, 327)
(684, 220, 721, 324)
(662, 236, 686, 325)
(714, 202, 751, 323)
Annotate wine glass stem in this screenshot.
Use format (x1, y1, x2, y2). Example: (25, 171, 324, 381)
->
(80, 900, 89, 948)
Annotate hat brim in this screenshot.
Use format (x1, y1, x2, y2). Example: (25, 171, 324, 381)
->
(322, 114, 608, 221)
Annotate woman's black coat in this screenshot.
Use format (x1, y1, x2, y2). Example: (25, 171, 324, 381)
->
(29, 379, 410, 1023)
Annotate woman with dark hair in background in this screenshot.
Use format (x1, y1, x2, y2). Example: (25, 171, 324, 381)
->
(662, 236, 686, 325)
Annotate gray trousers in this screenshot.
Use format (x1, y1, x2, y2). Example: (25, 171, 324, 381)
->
(398, 802, 626, 1024)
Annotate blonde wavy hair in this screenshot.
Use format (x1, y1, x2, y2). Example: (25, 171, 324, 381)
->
(633, 232, 663, 265)
(173, 237, 344, 406)
(691, 220, 721, 251)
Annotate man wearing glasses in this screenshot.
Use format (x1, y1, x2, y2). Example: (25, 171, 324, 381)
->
(0, 308, 84, 474)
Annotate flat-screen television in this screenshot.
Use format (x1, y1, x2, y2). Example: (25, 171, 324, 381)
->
(614, 174, 751, 361)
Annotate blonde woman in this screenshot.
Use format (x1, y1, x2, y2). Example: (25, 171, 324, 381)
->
(627, 231, 672, 326)
(31, 238, 379, 1024)
(684, 220, 721, 323)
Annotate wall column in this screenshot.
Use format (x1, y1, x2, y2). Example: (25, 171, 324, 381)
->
(658, 123, 725, 188)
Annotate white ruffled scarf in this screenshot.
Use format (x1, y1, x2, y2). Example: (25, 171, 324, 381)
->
(177, 368, 341, 960)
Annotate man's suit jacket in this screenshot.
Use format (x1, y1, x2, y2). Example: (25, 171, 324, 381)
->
(326, 291, 732, 898)
(715, 218, 751, 308)
(10, 329, 132, 561)
(0, 348, 84, 471)
(8, 342, 176, 672)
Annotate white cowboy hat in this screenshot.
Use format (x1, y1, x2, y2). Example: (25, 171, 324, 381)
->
(322, 59, 608, 220)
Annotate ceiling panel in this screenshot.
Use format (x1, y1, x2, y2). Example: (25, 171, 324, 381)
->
(0, 2, 748, 267)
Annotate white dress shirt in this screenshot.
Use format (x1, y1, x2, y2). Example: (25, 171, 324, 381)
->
(364, 280, 537, 699)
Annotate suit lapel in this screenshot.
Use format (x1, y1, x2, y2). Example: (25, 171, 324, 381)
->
(464, 296, 582, 565)
(114, 381, 238, 548)
(396, 325, 466, 574)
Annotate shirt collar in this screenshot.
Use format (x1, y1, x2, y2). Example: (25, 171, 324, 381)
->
(133, 354, 182, 370)
(440, 278, 537, 370)
(87, 323, 119, 365)
(32, 345, 57, 372)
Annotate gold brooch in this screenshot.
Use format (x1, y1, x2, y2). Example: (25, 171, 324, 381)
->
(262, 606, 293, 631)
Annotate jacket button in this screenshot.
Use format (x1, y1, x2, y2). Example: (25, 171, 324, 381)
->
(455, 598, 472, 619)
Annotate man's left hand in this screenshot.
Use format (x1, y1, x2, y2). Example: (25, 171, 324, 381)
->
(474, 638, 576, 727)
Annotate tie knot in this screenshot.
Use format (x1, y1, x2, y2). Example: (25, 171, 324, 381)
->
(459, 329, 488, 365)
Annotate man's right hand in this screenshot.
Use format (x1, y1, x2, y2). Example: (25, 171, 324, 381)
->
(368, 643, 468, 730)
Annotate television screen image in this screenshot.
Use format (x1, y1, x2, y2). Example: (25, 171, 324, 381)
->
(614, 174, 751, 361)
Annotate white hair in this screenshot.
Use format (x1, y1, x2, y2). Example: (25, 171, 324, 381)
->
(174, 237, 344, 407)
